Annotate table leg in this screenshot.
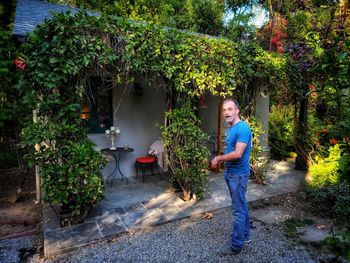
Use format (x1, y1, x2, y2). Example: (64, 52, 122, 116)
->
(117, 153, 129, 184)
(107, 153, 119, 186)
(108, 152, 129, 186)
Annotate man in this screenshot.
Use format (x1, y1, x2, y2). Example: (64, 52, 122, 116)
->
(211, 98, 252, 256)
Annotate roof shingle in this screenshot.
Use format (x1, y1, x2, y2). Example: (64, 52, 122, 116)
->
(13, 0, 96, 38)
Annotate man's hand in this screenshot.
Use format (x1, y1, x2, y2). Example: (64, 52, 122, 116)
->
(213, 142, 247, 165)
(210, 156, 221, 169)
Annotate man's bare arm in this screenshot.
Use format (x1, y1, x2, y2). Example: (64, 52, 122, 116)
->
(211, 142, 247, 166)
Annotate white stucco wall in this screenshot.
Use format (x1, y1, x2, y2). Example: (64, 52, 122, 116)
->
(89, 81, 166, 178)
(198, 94, 220, 157)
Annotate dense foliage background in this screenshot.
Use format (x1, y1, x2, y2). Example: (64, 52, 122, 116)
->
(0, 1, 349, 254)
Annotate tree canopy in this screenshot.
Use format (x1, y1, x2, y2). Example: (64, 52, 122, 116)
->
(49, 0, 226, 35)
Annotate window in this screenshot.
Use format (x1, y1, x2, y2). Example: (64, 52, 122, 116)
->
(80, 77, 113, 133)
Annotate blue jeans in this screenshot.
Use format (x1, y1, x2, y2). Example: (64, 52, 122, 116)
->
(224, 172, 250, 250)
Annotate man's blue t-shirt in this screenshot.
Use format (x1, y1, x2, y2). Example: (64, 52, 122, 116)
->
(224, 120, 252, 175)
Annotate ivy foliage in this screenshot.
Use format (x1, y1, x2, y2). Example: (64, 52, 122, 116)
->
(18, 13, 119, 221)
(18, 11, 287, 98)
(49, 0, 226, 36)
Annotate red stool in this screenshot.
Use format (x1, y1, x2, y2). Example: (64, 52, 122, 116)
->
(135, 155, 163, 182)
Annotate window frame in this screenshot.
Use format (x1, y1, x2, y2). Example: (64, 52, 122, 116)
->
(81, 76, 113, 134)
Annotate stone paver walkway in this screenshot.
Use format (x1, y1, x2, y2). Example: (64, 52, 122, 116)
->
(42, 160, 305, 258)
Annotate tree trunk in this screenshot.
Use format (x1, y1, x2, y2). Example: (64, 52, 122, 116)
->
(178, 179, 192, 201)
(182, 190, 192, 202)
(295, 94, 309, 170)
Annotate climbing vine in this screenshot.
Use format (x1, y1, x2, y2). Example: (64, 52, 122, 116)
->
(17, 11, 287, 221)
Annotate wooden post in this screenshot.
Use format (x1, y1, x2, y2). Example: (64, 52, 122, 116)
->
(216, 97, 223, 172)
(33, 110, 41, 204)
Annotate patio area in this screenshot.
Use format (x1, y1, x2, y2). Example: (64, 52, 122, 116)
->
(42, 160, 305, 258)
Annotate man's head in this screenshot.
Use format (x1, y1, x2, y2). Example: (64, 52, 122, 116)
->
(223, 99, 240, 126)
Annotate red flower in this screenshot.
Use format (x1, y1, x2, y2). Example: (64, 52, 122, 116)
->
(309, 84, 317, 98)
(277, 45, 283, 53)
(330, 138, 337, 145)
(316, 128, 329, 136)
(14, 57, 26, 71)
(270, 37, 278, 44)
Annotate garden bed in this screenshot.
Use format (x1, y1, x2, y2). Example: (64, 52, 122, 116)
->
(0, 168, 41, 239)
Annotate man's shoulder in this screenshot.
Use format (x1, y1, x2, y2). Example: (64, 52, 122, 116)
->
(238, 120, 251, 130)
(228, 121, 251, 137)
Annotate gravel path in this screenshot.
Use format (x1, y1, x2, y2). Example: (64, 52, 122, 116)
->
(2, 207, 345, 263)
(10, 207, 329, 263)
(0, 235, 38, 263)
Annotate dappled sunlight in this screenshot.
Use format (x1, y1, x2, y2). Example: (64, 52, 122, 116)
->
(270, 160, 294, 172)
(42, 159, 303, 256)
(143, 192, 184, 209)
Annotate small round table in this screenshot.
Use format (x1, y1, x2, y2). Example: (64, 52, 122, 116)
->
(101, 147, 134, 186)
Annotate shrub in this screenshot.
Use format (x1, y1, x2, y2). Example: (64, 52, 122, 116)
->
(303, 144, 350, 221)
(162, 107, 209, 201)
(245, 117, 268, 184)
(303, 182, 350, 220)
(339, 154, 350, 184)
(322, 229, 350, 261)
(308, 144, 342, 188)
(269, 104, 295, 159)
(336, 110, 350, 184)
(20, 118, 105, 225)
(23, 131, 106, 224)
(308, 111, 329, 157)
